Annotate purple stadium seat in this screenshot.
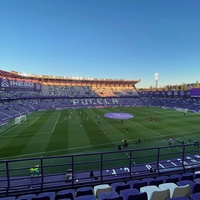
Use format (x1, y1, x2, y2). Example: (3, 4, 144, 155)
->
(181, 173, 194, 181)
(111, 182, 126, 192)
(17, 194, 36, 200)
(166, 177, 179, 184)
(127, 180, 141, 188)
(133, 181, 148, 190)
(75, 195, 95, 200)
(191, 192, 200, 200)
(149, 179, 163, 186)
(119, 188, 140, 200)
(193, 183, 200, 194)
(156, 175, 169, 183)
(127, 192, 148, 200)
(115, 184, 130, 194)
(33, 192, 55, 200)
(98, 191, 119, 200)
(55, 189, 75, 200)
(76, 187, 93, 197)
(170, 174, 182, 181)
(142, 177, 155, 185)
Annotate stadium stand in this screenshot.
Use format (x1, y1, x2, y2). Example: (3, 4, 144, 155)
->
(1, 70, 200, 199)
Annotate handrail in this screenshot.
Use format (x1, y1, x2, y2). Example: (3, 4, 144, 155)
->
(0, 143, 199, 196)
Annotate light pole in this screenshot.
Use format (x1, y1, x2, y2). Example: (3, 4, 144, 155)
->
(155, 73, 159, 89)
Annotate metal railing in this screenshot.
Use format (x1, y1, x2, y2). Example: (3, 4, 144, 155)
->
(0, 143, 200, 196)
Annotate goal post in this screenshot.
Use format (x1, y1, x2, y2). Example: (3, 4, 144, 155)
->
(14, 115, 27, 125)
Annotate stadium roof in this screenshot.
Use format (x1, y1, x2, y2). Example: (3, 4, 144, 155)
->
(0, 70, 140, 85)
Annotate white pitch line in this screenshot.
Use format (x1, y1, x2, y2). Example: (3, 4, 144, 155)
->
(0, 124, 19, 137)
(20, 117, 40, 127)
(133, 121, 163, 136)
(159, 163, 165, 168)
(51, 112, 61, 133)
(146, 164, 151, 169)
(171, 162, 177, 166)
(28, 116, 40, 125)
(124, 150, 136, 164)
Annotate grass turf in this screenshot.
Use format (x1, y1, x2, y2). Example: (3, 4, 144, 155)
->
(0, 106, 200, 160)
(0, 106, 200, 176)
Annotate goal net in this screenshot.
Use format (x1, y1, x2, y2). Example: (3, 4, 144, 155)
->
(15, 115, 27, 125)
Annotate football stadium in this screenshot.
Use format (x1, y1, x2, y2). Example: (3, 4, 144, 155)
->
(1, 70, 200, 199)
(2, 0, 200, 199)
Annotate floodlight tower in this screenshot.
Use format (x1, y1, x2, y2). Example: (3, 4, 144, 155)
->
(154, 73, 159, 89)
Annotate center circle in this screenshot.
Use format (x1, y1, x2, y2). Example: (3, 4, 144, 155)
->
(104, 112, 133, 119)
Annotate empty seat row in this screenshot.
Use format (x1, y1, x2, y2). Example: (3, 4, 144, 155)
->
(1, 171, 200, 200)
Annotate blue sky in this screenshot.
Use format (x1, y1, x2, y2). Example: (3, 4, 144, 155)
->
(0, 0, 200, 88)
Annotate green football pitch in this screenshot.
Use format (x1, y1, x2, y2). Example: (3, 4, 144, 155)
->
(0, 106, 200, 160)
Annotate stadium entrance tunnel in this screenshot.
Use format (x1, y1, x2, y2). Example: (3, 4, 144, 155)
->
(104, 112, 133, 119)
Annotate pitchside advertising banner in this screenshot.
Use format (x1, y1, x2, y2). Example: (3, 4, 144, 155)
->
(0, 77, 42, 91)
